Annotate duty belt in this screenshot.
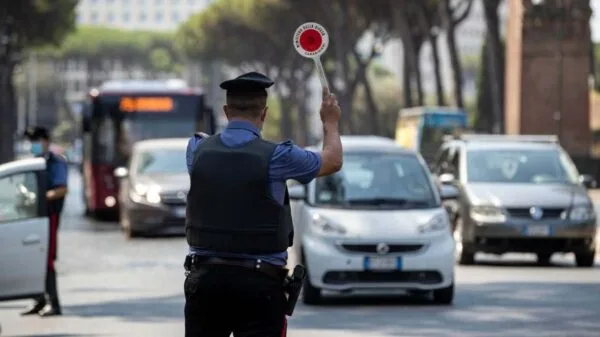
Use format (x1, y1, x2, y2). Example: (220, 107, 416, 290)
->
(185, 255, 288, 281)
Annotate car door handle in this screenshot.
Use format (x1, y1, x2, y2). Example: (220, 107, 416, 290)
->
(22, 235, 41, 245)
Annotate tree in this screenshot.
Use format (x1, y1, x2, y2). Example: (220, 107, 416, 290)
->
(475, 39, 505, 132)
(176, 0, 314, 140)
(176, 0, 387, 138)
(43, 27, 183, 86)
(440, 0, 474, 109)
(414, 0, 446, 106)
(482, 0, 504, 133)
(0, 0, 78, 164)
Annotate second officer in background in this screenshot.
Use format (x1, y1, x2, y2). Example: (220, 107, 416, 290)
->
(21, 127, 68, 317)
(183, 72, 343, 336)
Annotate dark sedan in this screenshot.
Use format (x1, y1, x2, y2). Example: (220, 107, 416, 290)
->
(114, 138, 189, 238)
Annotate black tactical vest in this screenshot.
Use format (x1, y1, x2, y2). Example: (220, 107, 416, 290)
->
(185, 135, 294, 254)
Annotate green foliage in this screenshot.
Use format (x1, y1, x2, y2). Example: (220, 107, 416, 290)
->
(39, 26, 181, 72)
(4, 0, 78, 50)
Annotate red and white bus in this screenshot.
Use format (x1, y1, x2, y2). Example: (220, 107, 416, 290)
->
(81, 79, 215, 218)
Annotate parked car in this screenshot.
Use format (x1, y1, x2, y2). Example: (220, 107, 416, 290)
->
(0, 157, 49, 304)
(114, 138, 189, 238)
(289, 136, 457, 305)
(433, 134, 597, 267)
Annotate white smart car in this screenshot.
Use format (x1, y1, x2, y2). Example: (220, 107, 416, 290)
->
(0, 158, 50, 303)
(288, 136, 457, 305)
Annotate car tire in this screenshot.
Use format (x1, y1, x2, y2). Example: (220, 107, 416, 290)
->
(453, 217, 475, 265)
(121, 209, 140, 239)
(575, 250, 595, 267)
(301, 253, 322, 305)
(536, 253, 552, 266)
(432, 282, 454, 305)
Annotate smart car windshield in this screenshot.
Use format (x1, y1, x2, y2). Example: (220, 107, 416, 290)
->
(314, 152, 438, 209)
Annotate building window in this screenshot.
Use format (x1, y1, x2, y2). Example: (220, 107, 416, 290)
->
(171, 12, 179, 22)
(155, 0, 162, 4)
(107, 12, 115, 23)
(91, 11, 98, 23)
(139, 12, 147, 22)
(154, 12, 163, 22)
(123, 12, 130, 21)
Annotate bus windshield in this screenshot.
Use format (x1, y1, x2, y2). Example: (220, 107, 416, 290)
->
(90, 94, 202, 165)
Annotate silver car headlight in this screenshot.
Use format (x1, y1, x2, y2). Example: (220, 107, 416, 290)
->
(470, 205, 506, 223)
(130, 184, 162, 204)
(418, 213, 450, 233)
(569, 205, 596, 221)
(311, 214, 347, 236)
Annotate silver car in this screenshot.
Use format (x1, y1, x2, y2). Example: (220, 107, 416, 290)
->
(114, 138, 189, 238)
(433, 135, 597, 267)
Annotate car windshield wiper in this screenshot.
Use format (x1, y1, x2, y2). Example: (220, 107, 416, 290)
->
(346, 198, 409, 206)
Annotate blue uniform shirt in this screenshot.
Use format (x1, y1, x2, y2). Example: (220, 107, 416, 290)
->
(186, 120, 321, 266)
(46, 152, 68, 189)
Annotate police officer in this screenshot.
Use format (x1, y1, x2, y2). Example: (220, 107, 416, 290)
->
(21, 127, 68, 317)
(183, 72, 342, 336)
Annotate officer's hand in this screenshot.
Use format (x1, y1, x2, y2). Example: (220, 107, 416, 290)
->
(319, 87, 341, 126)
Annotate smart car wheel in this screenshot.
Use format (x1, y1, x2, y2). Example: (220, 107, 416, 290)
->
(301, 252, 322, 305)
(432, 282, 454, 305)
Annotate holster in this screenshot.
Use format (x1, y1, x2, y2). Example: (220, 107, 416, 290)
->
(283, 265, 306, 316)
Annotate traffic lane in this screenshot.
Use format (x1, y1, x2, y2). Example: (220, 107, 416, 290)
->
(2, 225, 600, 337)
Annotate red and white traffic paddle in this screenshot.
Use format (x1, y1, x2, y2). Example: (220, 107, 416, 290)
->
(293, 22, 330, 91)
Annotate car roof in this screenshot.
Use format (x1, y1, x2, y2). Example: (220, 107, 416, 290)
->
(308, 135, 417, 154)
(464, 141, 559, 151)
(133, 138, 189, 151)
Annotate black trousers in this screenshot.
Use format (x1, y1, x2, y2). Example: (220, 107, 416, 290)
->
(33, 212, 61, 307)
(184, 264, 287, 337)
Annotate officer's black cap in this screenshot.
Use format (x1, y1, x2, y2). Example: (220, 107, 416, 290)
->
(24, 126, 50, 141)
(220, 72, 274, 95)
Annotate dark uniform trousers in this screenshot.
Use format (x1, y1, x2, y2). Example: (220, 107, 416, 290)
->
(184, 264, 287, 337)
(33, 207, 62, 309)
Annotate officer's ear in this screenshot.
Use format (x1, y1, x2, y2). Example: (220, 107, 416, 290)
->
(223, 104, 231, 120)
(260, 106, 268, 122)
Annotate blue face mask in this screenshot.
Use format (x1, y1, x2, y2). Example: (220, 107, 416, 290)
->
(30, 142, 43, 156)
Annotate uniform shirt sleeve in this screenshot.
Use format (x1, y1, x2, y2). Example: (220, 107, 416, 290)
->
(51, 157, 68, 188)
(269, 140, 322, 184)
(186, 134, 206, 175)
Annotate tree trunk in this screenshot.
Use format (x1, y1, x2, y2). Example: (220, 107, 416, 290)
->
(483, 0, 503, 133)
(403, 60, 413, 107)
(413, 40, 424, 106)
(0, 61, 16, 163)
(356, 66, 380, 134)
(278, 95, 295, 140)
(443, 0, 465, 108)
(430, 35, 446, 106)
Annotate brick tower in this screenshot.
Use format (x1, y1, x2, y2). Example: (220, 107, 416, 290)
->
(504, 0, 592, 155)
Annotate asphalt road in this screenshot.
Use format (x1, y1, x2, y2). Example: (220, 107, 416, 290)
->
(1, 169, 600, 337)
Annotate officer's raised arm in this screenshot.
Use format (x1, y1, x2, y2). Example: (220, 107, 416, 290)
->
(318, 86, 343, 177)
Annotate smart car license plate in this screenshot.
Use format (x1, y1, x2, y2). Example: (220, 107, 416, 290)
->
(173, 207, 186, 218)
(364, 257, 401, 271)
(525, 225, 550, 237)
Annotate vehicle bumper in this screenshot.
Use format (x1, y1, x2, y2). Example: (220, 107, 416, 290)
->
(467, 219, 597, 254)
(125, 201, 186, 233)
(302, 233, 455, 292)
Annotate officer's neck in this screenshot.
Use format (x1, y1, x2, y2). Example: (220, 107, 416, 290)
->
(228, 118, 262, 132)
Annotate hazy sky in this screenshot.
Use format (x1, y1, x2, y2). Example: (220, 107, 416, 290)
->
(591, 0, 600, 41)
